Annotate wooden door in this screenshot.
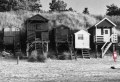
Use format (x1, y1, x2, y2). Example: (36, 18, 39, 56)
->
(103, 29, 110, 42)
(83, 35, 89, 49)
(75, 34, 84, 48)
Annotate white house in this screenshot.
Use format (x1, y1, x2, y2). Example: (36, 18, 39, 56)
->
(74, 30, 90, 49)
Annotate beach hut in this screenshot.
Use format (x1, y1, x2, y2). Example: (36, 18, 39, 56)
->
(88, 17, 118, 58)
(74, 30, 90, 58)
(53, 25, 73, 57)
(3, 27, 20, 51)
(26, 14, 49, 57)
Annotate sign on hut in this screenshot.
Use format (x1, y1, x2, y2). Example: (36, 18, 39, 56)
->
(74, 30, 90, 59)
(74, 30, 90, 49)
(26, 14, 49, 57)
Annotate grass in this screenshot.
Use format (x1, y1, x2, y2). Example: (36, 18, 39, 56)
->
(0, 56, 120, 82)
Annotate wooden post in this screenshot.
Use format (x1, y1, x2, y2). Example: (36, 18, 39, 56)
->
(95, 43, 98, 58)
(56, 43, 58, 58)
(17, 54, 19, 65)
(26, 43, 29, 57)
(46, 42, 48, 52)
(113, 43, 115, 52)
(35, 38, 36, 50)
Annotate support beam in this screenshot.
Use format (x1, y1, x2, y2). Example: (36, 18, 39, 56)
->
(113, 44, 115, 52)
(95, 43, 98, 58)
(26, 43, 29, 57)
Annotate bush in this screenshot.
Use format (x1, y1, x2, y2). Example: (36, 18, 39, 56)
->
(58, 52, 71, 60)
(37, 52, 47, 62)
(47, 50, 57, 59)
(28, 50, 38, 62)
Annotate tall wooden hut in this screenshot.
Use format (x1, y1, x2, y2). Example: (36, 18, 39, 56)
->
(74, 30, 90, 58)
(26, 14, 49, 57)
(54, 25, 73, 56)
(88, 17, 118, 58)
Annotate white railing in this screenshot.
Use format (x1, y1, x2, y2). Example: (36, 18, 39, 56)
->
(101, 34, 114, 58)
(95, 35, 104, 43)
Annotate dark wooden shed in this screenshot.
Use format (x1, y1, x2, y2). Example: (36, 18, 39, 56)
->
(26, 14, 49, 57)
(88, 17, 118, 58)
(3, 27, 20, 52)
(53, 25, 74, 57)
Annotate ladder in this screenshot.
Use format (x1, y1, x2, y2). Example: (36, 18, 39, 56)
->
(82, 49, 90, 59)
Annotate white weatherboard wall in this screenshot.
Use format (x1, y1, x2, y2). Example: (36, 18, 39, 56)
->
(75, 30, 90, 49)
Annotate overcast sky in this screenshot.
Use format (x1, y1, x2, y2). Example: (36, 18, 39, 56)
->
(41, 0, 120, 15)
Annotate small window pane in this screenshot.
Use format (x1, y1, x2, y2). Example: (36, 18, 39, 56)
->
(78, 34, 83, 40)
(105, 30, 108, 34)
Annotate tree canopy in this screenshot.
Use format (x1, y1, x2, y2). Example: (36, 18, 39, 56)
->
(0, 0, 42, 12)
(49, 0, 67, 12)
(83, 8, 89, 14)
(106, 4, 120, 16)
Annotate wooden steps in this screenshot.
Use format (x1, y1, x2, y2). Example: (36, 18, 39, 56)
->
(82, 49, 90, 59)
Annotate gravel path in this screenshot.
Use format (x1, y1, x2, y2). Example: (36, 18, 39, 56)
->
(0, 56, 120, 82)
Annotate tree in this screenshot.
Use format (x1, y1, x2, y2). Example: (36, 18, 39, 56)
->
(49, 0, 67, 12)
(28, 0, 42, 11)
(68, 7, 73, 11)
(106, 4, 120, 16)
(83, 7, 89, 14)
(0, 0, 42, 12)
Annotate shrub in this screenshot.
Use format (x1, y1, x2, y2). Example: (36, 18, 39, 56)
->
(28, 50, 38, 62)
(37, 52, 47, 62)
(58, 52, 71, 60)
(47, 50, 57, 59)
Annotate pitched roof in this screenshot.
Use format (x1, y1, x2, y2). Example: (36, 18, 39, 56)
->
(27, 14, 49, 22)
(74, 29, 90, 35)
(95, 17, 116, 27)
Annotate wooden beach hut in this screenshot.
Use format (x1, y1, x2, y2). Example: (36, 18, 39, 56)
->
(3, 27, 20, 51)
(53, 25, 73, 57)
(74, 30, 90, 58)
(88, 17, 118, 58)
(26, 14, 49, 57)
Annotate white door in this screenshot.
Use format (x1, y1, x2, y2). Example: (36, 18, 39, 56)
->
(75, 34, 84, 48)
(83, 35, 89, 48)
(104, 29, 110, 42)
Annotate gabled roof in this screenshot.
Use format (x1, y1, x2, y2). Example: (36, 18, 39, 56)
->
(56, 24, 70, 29)
(27, 14, 49, 22)
(95, 17, 116, 27)
(74, 29, 90, 35)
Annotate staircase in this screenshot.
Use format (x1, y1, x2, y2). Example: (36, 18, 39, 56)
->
(82, 49, 90, 59)
(101, 34, 118, 58)
(101, 42, 112, 57)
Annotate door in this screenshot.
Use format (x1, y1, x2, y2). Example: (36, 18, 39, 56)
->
(75, 34, 84, 48)
(103, 29, 110, 42)
(83, 35, 89, 49)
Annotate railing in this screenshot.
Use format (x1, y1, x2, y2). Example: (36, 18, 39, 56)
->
(95, 35, 104, 43)
(111, 34, 118, 43)
(101, 35, 112, 50)
(101, 34, 118, 58)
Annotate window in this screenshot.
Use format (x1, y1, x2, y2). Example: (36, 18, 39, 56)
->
(78, 34, 83, 40)
(105, 30, 108, 34)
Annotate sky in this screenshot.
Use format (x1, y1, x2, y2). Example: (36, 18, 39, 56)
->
(41, 0, 120, 15)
